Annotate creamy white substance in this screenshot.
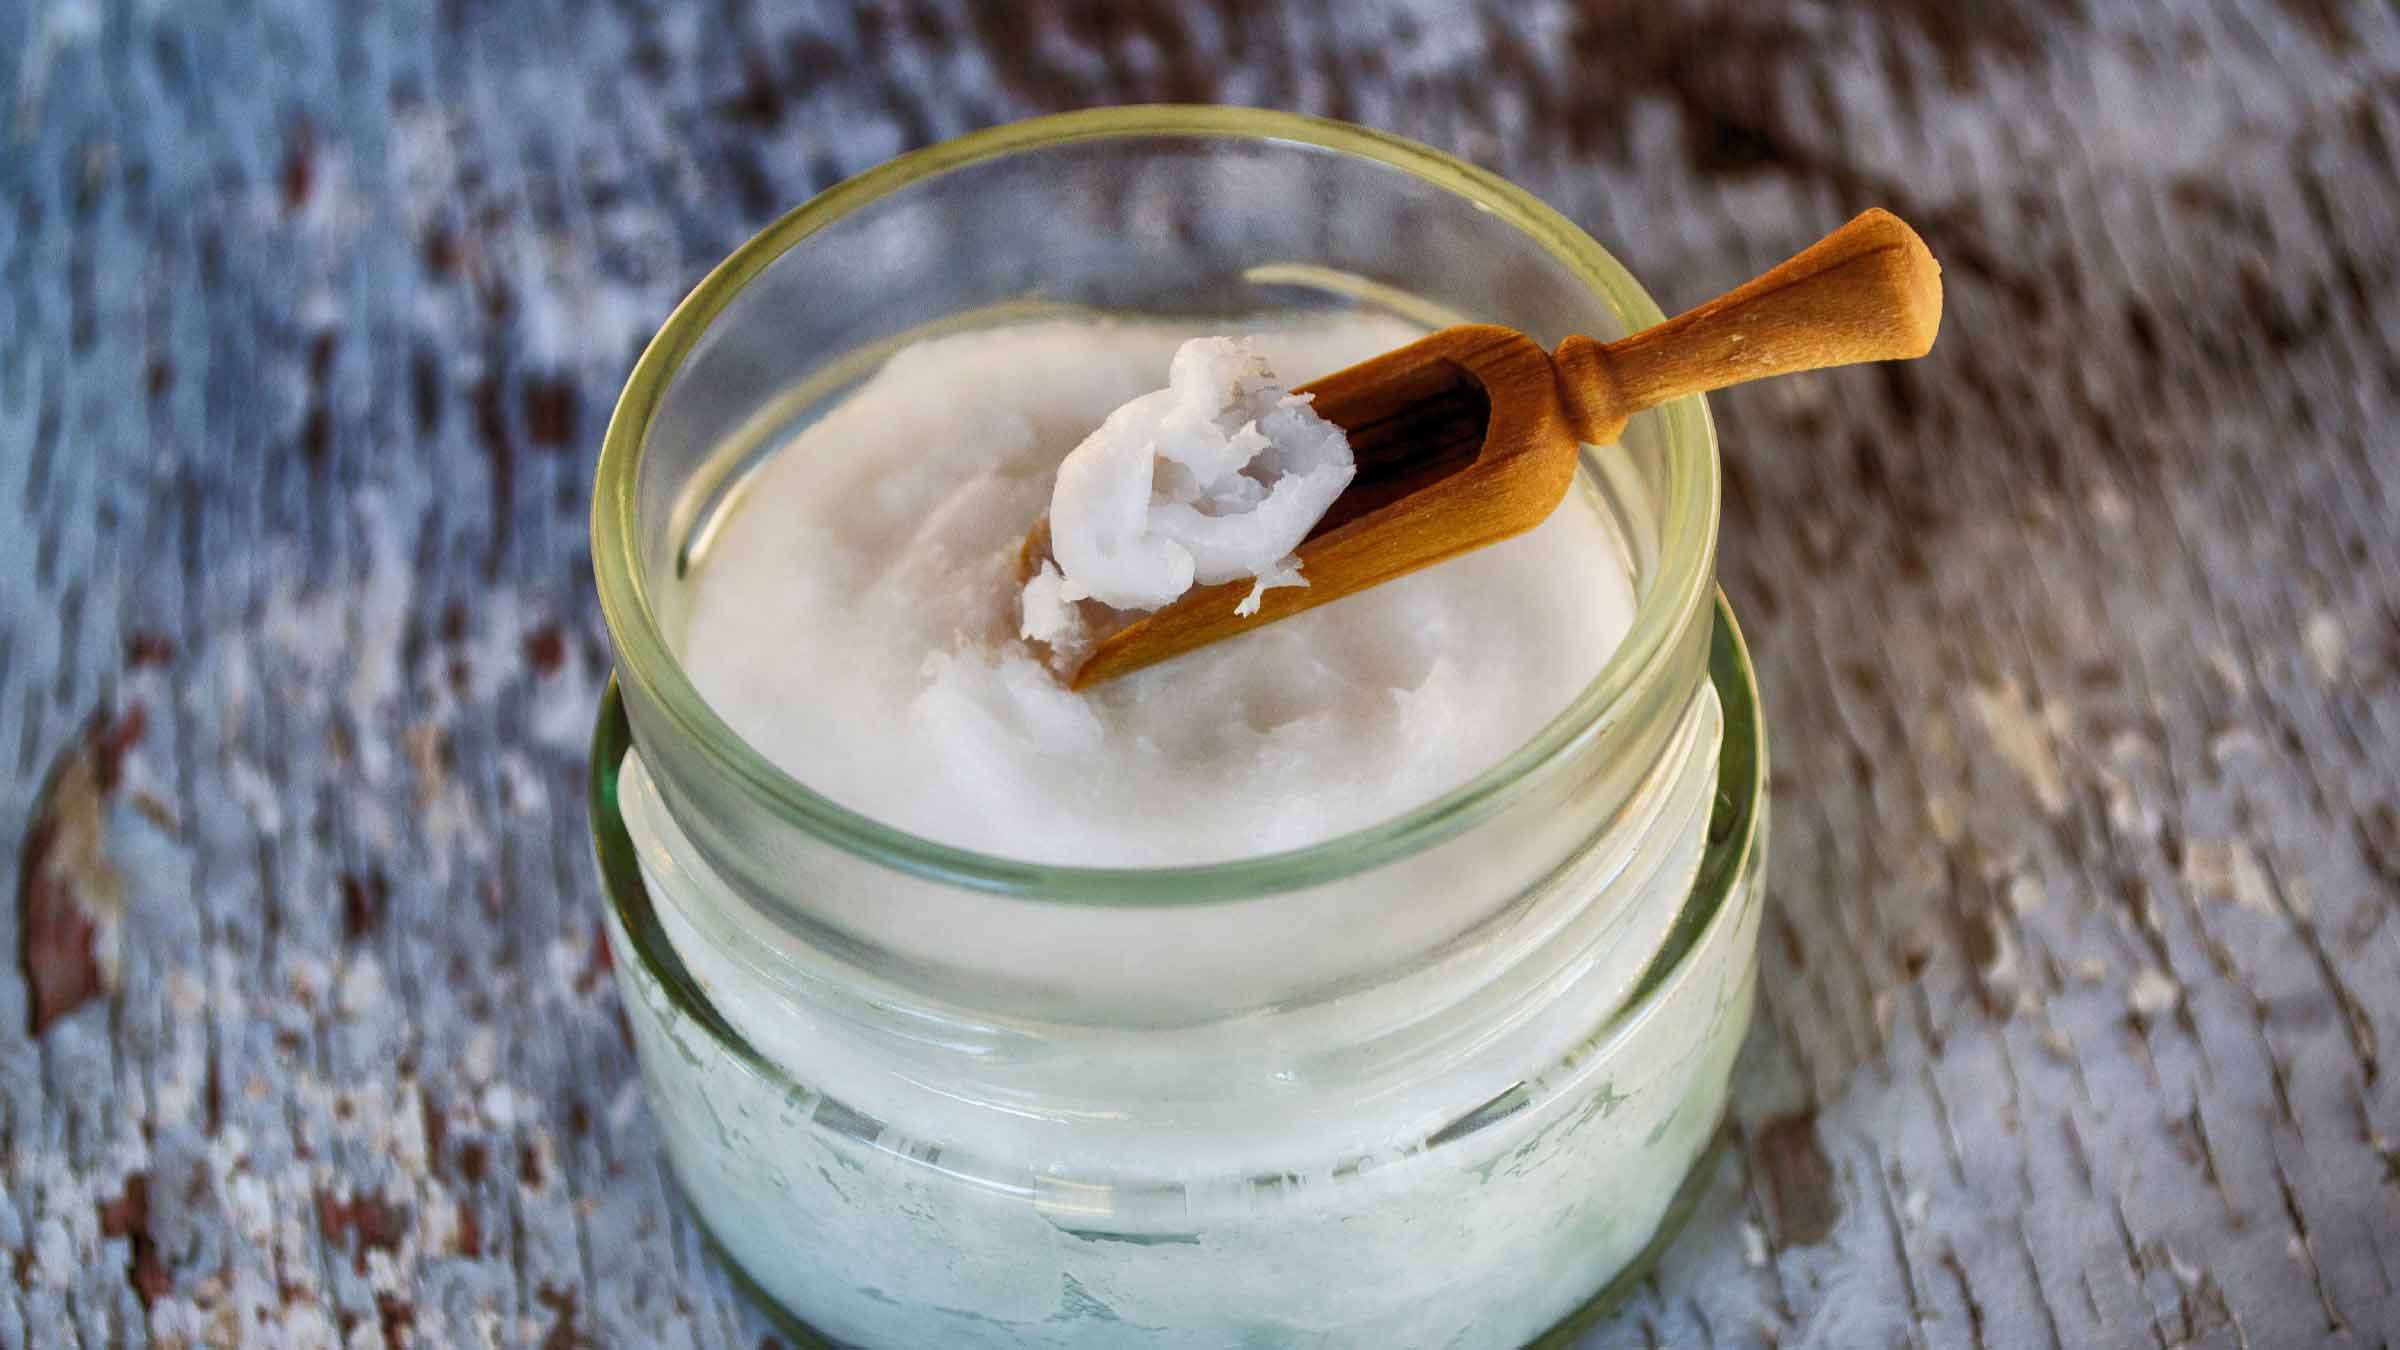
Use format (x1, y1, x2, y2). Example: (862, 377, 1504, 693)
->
(677, 315, 1634, 866)
(1025, 335, 1352, 657)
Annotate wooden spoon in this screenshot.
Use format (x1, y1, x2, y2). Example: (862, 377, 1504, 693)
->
(1029, 208, 1942, 689)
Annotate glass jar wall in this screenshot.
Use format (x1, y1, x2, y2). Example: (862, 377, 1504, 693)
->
(591, 108, 1769, 1348)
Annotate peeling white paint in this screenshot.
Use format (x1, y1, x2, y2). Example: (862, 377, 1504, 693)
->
(2128, 967, 2182, 1016)
(2184, 836, 2277, 915)
(464, 1027, 500, 1085)
(226, 756, 286, 833)
(1971, 677, 2071, 816)
(2300, 610, 2344, 683)
(337, 954, 387, 1016)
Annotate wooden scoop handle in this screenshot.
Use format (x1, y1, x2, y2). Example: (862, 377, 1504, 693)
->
(1553, 208, 1942, 444)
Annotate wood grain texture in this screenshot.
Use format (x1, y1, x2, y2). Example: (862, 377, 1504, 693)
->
(1, 0, 2394, 1345)
(1556, 208, 1944, 444)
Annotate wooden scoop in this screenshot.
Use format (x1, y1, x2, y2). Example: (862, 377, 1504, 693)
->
(1030, 208, 1942, 689)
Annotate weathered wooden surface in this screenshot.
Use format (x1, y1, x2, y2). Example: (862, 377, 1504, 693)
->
(3, 0, 2396, 1345)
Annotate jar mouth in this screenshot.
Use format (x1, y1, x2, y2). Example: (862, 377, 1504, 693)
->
(592, 105, 1721, 904)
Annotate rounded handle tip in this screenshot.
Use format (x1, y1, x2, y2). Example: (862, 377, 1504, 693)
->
(1851, 208, 1945, 359)
(1558, 208, 1948, 427)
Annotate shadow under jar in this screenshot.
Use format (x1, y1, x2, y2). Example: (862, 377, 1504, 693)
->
(590, 107, 1770, 1350)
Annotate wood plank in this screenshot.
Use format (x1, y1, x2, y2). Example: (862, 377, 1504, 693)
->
(2, 0, 2394, 1344)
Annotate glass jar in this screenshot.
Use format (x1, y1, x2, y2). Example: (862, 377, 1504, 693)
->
(591, 107, 1769, 1349)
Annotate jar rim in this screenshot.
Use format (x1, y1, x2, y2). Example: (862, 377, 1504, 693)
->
(591, 105, 1721, 903)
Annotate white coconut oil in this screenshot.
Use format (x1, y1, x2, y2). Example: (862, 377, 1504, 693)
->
(667, 315, 1631, 867)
